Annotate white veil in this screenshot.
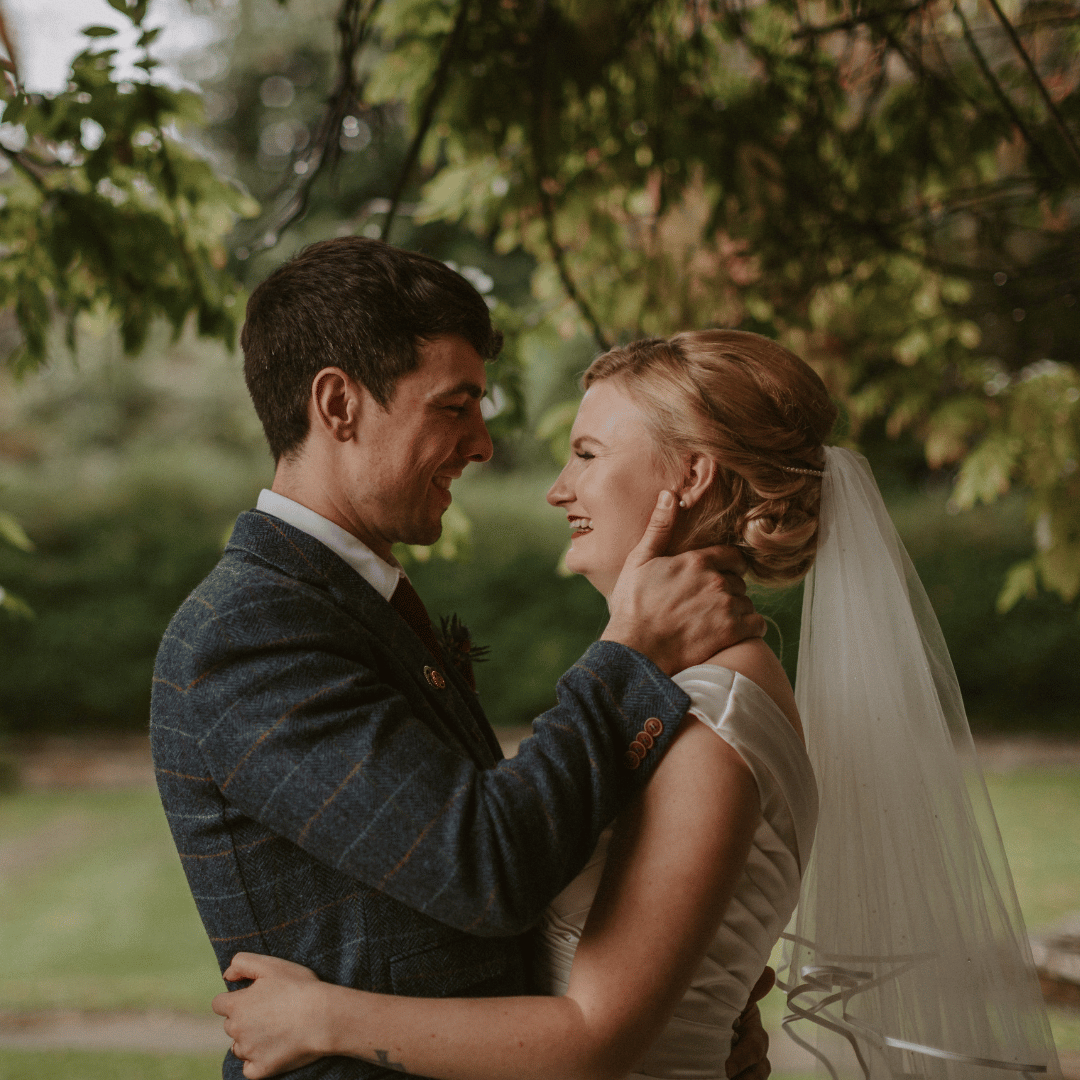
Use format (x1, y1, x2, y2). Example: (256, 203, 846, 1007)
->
(778, 446, 1060, 1080)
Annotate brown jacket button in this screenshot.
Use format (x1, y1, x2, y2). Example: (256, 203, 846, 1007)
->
(624, 750, 642, 769)
(424, 665, 447, 690)
(636, 730, 654, 750)
(644, 717, 663, 738)
(629, 740, 646, 758)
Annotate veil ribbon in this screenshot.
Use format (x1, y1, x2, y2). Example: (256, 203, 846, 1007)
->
(778, 447, 1061, 1080)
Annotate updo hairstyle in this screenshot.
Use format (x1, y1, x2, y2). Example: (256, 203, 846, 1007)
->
(582, 330, 838, 583)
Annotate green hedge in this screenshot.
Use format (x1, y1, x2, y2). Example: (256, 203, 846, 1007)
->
(0, 474, 1076, 735)
(0, 488, 232, 734)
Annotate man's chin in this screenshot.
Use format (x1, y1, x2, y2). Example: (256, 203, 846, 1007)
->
(400, 520, 444, 548)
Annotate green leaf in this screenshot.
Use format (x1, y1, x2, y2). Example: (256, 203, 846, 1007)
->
(996, 561, 1037, 613)
(82, 25, 119, 38)
(0, 512, 34, 552)
(952, 432, 1019, 510)
(137, 27, 162, 48)
(105, 0, 147, 24)
(0, 586, 34, 620)
(1, 93, 28, 125)
(536, 400, 579, 463)
(923, 398, 987, 469)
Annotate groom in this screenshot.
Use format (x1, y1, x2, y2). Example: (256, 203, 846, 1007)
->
(152, 237, 771, 1079)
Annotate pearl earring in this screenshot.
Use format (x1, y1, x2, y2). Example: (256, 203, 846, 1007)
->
(678, 499, 687, 508)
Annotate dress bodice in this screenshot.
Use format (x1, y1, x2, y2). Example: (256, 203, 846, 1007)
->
(532, 664, 819, 1079)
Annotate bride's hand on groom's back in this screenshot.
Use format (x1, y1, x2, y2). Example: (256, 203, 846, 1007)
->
(603, 490, 767, 676)
(213, 953, 327, 1078)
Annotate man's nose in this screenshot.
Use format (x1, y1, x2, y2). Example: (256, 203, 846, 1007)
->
(465, 411, 494, 463)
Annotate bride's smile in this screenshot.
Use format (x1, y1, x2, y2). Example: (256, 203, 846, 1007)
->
(546, 378, 677, 598)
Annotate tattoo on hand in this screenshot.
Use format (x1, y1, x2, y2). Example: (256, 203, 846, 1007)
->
(372, 1049, 406, 1072)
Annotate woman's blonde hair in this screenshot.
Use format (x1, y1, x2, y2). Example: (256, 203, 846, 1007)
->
(583, 330, 838, 583)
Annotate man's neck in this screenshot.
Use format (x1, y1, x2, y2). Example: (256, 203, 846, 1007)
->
(271, 460, 393, 563)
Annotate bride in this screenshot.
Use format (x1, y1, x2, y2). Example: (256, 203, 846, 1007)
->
(213, 331, 1060, 1080)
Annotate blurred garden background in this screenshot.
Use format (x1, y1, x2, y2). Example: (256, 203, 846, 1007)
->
(0, 0, 1078, 1074)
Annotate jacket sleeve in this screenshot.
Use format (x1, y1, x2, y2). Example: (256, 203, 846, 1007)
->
(153, 574, 689, 937)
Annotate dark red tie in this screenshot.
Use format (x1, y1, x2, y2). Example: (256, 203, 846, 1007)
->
(389, 577, 443, 662)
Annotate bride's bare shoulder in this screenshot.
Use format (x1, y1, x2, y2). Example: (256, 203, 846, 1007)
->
(703, 638, 803, 741)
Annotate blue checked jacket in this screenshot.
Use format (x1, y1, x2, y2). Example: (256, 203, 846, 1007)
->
(151, 510, 690, 1079)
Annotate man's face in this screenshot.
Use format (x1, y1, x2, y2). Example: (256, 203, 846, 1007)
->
(349, 334, 493, 559)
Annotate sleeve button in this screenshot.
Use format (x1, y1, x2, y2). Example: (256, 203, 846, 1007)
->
(624, 750, 642, 769)
(644, 717, 663, 738)
(635, 730, 654, 750)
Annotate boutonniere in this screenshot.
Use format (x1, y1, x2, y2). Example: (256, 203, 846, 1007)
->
(437, 614, 490, 691)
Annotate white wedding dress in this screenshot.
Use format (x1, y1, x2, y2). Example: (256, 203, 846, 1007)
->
(532, 664, 819, 1079)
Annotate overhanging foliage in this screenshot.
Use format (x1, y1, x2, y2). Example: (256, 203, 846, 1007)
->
(1, 0, 1079, 614)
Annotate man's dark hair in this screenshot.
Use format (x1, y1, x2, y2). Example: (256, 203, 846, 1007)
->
(240, 237, 504, 461)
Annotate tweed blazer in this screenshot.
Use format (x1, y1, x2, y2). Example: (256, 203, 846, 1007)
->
(151, 510, 690, 1079)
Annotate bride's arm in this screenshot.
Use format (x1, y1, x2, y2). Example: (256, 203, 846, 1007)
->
(216, 713, 760, 1080)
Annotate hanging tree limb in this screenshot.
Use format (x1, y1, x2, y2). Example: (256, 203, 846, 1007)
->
(528, 5, 612, 353)
(792, 2, 932, 39)
(983, 0, 1080, 175)
(952, 0, 1063, 183)
(379, 0, 473, 242)
(240, 0, 383, 255)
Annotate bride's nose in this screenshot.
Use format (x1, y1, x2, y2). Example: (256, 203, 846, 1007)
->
(547, 466, 572, 507)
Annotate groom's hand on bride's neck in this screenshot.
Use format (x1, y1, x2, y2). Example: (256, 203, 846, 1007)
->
(601, 490, 767, 676)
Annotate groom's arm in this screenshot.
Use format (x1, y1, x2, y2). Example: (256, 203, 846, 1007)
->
(155, 494, 762, 937)
(169, 601, 688, 937)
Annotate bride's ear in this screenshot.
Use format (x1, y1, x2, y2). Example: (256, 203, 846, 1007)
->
(676, 454, 717, 510)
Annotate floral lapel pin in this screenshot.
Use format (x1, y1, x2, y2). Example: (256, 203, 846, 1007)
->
(436, 614, 489, 693)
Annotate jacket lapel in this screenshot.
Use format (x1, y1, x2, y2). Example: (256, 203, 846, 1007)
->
(227, 511, 501, 767)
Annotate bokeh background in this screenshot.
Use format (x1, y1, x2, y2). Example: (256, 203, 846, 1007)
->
(0, 0, 1078, 1076)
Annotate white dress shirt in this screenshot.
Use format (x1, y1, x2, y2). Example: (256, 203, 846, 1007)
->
(255, 489, 404, 602)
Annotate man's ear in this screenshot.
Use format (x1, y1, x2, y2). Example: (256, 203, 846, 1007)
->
(676, 454, 717, 509)
(310, 367, 364, 442)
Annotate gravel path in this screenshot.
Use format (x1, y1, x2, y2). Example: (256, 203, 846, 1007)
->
(0, 1009, 229, 1054)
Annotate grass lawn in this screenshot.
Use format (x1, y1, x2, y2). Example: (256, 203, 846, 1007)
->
(1, 763, 1078, 1077)
(0, 789, 220, 1013)
(0, 1048, 222, 1080)
(984, 771, 1080, 932)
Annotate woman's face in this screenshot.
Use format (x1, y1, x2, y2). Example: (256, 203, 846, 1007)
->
(546, 378, 675, 598)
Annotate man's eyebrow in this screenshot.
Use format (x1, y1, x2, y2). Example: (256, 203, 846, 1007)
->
(433, 381, 485, 400)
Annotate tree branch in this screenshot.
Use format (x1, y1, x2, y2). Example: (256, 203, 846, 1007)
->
(952, 0, 1063, 182)
(983, 0, 1080, 175)
(0, 2, 21, 89)
(379, 0, 472, 243)
(241, 0, 382, 255)
(792, 2, 932, 39)
(529, 7, 611, 353)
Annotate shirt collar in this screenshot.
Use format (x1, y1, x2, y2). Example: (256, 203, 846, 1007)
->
(255, 489, 404, 602)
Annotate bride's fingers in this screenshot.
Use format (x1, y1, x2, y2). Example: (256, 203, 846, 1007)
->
(224, 952, 257, 978)
(223, 951, 271, 982)
(211, 991, 233, 1017)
